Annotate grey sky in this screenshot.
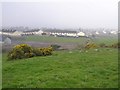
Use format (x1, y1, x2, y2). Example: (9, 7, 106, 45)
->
(1, 0, 119, 29)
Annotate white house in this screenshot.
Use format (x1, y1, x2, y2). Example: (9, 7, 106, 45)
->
(103, 30, 107, 34)
(95, 31, 99, 35)
(43, 30, 78, 37)
(12, 31, 23, 36)
(35, 30, 44, 35)
(110, 31, 117, 34)
(77, 32, 85, 37)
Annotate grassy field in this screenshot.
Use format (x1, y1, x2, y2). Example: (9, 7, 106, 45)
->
(25, 35, 118, 45)
(2, 48, 118, 88)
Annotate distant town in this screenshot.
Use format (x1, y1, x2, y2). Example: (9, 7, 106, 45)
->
(0, 26, 118, 44)
(0, 27, 118, 36)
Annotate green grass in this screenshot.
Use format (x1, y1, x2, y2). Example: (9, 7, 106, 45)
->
(25, 35, 118, 45)
(2, 48, 118, 88)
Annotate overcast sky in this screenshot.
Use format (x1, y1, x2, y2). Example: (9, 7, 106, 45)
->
(1, 0, 119, 29)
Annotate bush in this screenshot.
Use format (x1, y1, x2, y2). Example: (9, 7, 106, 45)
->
(13, 44, 33, 53)
(8, 48, 24, 60)
(84, 43, 97, 50)
(8, 44, 53, 60)
(32, 48, 43, 56)
(8, 44, 33, 60)
(33, 47, 53, 56)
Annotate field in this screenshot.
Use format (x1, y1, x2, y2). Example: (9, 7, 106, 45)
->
(25, 35, 118, 45)
(2, 35, 119, 88)
(2, 48, 118, 88)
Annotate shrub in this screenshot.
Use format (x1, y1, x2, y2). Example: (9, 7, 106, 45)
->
(8, 44, 33, 60)
(42, 47, 53, 55)
(33, 47, 53, 56)
(13, 44, 33, 53)
(84, 43, 97, 50)
(32, 48, 43, 56)
(8, 44, 53, 60)
(24, 52, 34, 58)
(8, 48, 24, 60)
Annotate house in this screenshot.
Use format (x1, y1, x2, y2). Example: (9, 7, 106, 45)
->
(102, 30, 107, 34)
(22, 29, 40, 36)
(11, 31, 23, 36)
(35, 30, 44, 35)
(2, 29, 16, 36)
(77, 32, 85, 37)
(45, 30, 78, 37)
(110, 30, 117, 34)
(95, 31, 99, 35)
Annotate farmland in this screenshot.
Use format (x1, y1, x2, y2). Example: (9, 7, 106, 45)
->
(25, 35, 118, 45)
(2, 35, 119, 88)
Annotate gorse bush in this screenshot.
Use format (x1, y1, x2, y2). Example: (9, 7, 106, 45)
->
(33, 47, 53, 56)
(8, 44, 53, 60)
(8, 48, 24, 60)
(84, 43, 97, 49)
(13, 44, 33, 53)
(8, 44, 34, 60)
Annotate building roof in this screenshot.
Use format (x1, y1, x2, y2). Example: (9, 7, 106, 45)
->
(44, 29, 77, 33)
(23, 29, 40, 33)
(2, 29, 16, 33)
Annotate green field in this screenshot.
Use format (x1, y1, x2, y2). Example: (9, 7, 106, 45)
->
(2, 48, 118, 88)
(25, 35, 118, 45)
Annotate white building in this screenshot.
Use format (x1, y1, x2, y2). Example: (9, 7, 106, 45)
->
(77, 32, 85, 37)
(35, 30, 44, 35)
(12, 31, 23, 36)
(103, 30, 107, 34)
(110, 31, 117, 34)
(95, 31, 99, 35)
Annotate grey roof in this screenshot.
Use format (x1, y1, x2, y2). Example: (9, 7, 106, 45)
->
(44, 29, 77, 33)
(23, 29, 40, 33)
(2, 29, 16, 33)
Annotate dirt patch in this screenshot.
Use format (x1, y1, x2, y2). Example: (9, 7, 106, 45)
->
(2, 41, 79, 52)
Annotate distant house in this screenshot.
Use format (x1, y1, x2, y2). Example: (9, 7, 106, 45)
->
(2, 29, 16, 36)
(95, 31, 99, 35)
(102, 30, 107, 34)
(77, 32, 85, 37)
(43, 29, 78, 37)
(22, 29, 39, 36)
(12, 31, 23, 36)
(110, 31, 117, 34)
(35, 30, 44, 35)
